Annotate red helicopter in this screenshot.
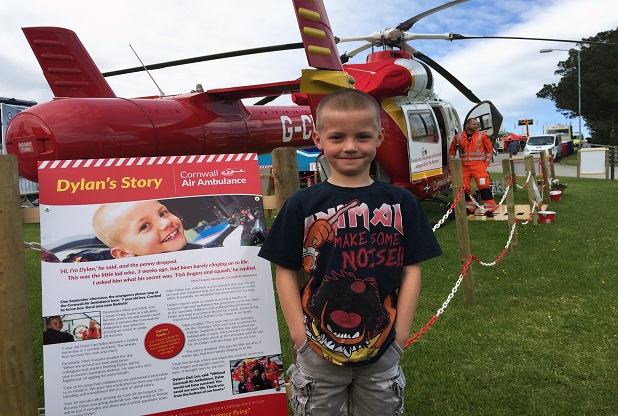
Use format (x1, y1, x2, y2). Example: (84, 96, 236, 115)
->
(7, 0, 506, 201)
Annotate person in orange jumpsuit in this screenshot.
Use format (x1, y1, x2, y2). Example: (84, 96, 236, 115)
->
(448, 118, 497, 217)
(82, 319, 102, 340)
(264, 356, 280, 388)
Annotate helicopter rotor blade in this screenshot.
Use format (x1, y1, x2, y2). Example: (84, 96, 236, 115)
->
(253, 96, 279, 105)
(340, 42, 374, 64)
(408, 47, 480, 103)
(449, 34, 618, 45)
(102, 42, 305, 77)
(336, 32, 384, 44)
(396, 0, 470, 31)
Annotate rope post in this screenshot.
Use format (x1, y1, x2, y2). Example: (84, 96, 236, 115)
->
(539, 152, 551, 204)
(271, 147, 307, 365)
(508, 153, 518, 192)
(524, 156, 539, 225)
(548, 149, 556, 178)
(0, 155, 38, 416)
(450, 158, 476, 306)
(606, 147, 610, 180)
(502, 159, 518, 251)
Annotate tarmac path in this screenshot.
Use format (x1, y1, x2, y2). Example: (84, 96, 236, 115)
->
(487, 151, 611, 179)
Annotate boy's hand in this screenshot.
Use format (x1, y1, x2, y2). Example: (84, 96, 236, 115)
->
(303, 219, 334, 271)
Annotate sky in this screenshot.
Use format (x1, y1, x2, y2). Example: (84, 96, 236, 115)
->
(1, 0, 617, 137)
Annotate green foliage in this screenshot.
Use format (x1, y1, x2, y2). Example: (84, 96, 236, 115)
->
(23, 177, 618, 413)
(23, 224, 43, 407)
(537, 28, 618, 146)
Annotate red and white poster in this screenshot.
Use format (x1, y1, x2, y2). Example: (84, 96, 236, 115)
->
(38, 154, 288, 416)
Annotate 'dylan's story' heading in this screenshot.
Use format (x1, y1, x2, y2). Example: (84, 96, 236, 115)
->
(38, 154, 262, 205)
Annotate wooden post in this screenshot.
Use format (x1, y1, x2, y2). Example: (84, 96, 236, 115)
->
(502, 159, 518, 251)
(0, 155, 38, 416)
(508, 153, 518, 192)
(539, 152, 551, 203)
(606, 147, 610, 180)
(548, 149, 556, 178)
(272, 148, 300, 210)
(271, 148, 307, 365)
(524, 156, 539, 225)
(450, 159, 475, 306)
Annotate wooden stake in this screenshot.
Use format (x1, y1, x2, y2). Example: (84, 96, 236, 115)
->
(0, 155, 38, 416)
(524, 156, 539, 225)
(271, 148, 307, 364)
(271, 148, 300, 210)
(502, 159, 518, 251)
(539, 152, 551, 203)
(548, 149, 556, 178)
(450, 159, 475, 306)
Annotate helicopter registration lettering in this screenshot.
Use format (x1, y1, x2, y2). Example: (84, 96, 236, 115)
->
(280, 115, 314, 142)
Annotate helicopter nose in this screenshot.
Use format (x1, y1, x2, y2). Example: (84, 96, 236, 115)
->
(5, 112, 55, 182)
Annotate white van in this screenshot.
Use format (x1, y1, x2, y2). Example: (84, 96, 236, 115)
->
(523, 134, 562, 161)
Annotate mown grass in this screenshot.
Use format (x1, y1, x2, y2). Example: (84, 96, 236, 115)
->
(22, 174, 617, 414)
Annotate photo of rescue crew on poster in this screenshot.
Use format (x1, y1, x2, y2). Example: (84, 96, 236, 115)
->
(230, 355, 283, 395)
(42, 311, 103, 345)
(40, 195, 266, 263)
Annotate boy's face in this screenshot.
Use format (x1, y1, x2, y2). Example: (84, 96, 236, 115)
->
(109, 200, 187, 257)
(48, 317, 63, 331)
(313, 108, 383, 185)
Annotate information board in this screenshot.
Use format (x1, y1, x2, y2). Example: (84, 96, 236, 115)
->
(39, 154, 288, 416)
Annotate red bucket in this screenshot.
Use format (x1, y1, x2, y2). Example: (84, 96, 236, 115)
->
(538, 211, 556, 224)
(550, 190, 562, 201)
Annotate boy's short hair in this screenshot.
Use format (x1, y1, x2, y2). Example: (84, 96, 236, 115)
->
(315, 89, 381, 130)
(92, 204, 120, 248)
(46, 316, 62, 326)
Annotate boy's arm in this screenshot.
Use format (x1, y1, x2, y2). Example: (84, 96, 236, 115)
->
(394, 263, 422, 348)
(275, 265, 307, 349)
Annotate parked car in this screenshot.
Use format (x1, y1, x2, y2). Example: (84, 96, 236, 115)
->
(523, 134, 562, 161)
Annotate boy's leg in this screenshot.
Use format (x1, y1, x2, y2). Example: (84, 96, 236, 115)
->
(287, 341, 352, 416)
(348, 343, 406, 416)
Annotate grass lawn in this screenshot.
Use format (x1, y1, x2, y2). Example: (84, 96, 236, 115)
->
(21, 174, 617, 414)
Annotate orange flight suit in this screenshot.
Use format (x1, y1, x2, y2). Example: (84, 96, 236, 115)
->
(448, 129, 497, 213)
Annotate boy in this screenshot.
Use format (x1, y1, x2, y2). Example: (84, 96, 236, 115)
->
(92, 200, 190, 258)
(258, 89, 442, 415)
(43, 316, 74, 345)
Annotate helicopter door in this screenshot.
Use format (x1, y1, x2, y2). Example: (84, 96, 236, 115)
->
(403, 106, 443, 182)
(464, 100, 503, 140)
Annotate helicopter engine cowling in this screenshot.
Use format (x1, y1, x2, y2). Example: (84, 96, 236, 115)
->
(393, 58, 433, 100)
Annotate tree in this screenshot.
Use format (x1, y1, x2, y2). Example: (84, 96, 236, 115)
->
(537, 28, 618, 146)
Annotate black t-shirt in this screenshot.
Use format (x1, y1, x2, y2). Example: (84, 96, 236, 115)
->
(43, 328, 75, 345)
(259, 180, 442, 366)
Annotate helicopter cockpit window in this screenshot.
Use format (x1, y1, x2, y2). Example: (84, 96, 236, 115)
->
(477, 114, 492, 131)
(407, 111, 439, 143)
